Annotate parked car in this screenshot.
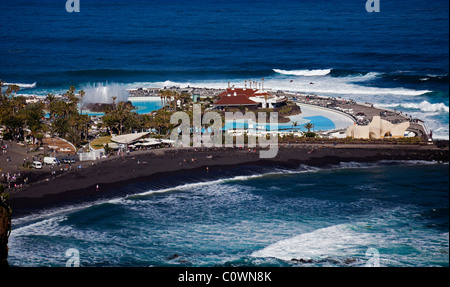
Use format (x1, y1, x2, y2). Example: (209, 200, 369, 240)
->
(32, 161, 43, 169)
(60, 157, 77, 164)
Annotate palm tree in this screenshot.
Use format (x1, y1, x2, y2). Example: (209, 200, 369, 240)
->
(162, 89, 171, 112)
(167, 90, 173, 111)
(11, 95, 25, 115)
(159, 90, 164, 110)
(45, 93, 56, 103)
(111, 96, 117, 108)
(171, 91, 180, 111)
(304, 122, 314, 133)
(180, 91, 191, 105)
(160, 90, 166, 109)
(0, 79, 5, 98)
(44, 93, 56, 121)
(6, 84, 20, 96)
(25, 102, 45, 145)
(82, 114, 90, 141)
(103, 102, 135, 135)
(65, 87, 79, 116)
(114, 102, 128, 135)
(79, 90, 85, 115)
(292, 121, 298, 132)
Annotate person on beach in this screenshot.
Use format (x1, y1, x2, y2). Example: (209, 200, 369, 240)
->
(96, 184, 99, 192)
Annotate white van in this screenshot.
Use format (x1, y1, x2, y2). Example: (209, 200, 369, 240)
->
(32, 161, 43, 169)
(44, 157, 60, 166)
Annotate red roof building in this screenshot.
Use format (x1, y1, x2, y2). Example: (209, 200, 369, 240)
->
(213, 88, 260, 107)
(213, 87, 287, 109)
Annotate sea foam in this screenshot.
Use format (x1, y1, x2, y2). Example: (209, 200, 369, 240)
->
(273, 69, 332, 77)
(251, 223, 380, 262)
(4, 82, 37, 89)
(376, 101, 449, 113)
(126, 74, 430, 97)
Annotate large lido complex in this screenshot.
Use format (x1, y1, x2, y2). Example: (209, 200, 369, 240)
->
(134, 83, 425, 138)
(164, 83, 427, 140)
(0, 82, 431, 165)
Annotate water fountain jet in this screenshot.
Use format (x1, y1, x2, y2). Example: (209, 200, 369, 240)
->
(82, 82, 129, 106)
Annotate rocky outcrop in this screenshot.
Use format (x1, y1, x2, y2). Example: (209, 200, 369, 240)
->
(0, 187, 12, 267)
(84, 101, 135, 112)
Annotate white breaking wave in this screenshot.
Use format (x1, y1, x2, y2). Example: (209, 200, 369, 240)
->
(273, 69, 332, 77)
(375, 101, 449, 139)
(251, 223, 382, 262)
(347, 72, 381, 82)
(376, 101, 449, 113)
(122, 160, 445, 201)
(11, 199, 110, 227)
(4, 82, 36, 89)
(126, 76, 430, 97)
(11, 216, 70, 238)
(251, 216, 450, 266)
(124, 174, 269, 200)
(12, 160, 447, 229)
(407, 110, 449, 139)
(263, 78, 430, 96)
(73, 69, 430, 100)
(10, 168, 331, 226)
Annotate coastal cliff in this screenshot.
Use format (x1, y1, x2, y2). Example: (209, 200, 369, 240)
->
(0, 186, 12, 267)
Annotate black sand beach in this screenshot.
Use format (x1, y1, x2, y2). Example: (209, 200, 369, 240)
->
(8, 142, 449, 218)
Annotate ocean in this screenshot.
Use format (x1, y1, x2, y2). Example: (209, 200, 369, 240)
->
(1, 0, 449, 267)
(8, 161, 449, 267)
(0, 0, 448, 138)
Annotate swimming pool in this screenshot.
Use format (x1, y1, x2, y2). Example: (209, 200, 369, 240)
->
(80, 98, 162, 116)
(223, 116, 333, 132)
(223, 104, 353, 132)
(131, 100, 163, 114)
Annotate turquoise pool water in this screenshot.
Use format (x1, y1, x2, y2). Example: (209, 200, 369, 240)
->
(131, 100, 163, 115)
(83, 100, 162, 116)
(224, 115, 335, 132)
(302, 116, 335, 131)
(44, 100, 162, 118)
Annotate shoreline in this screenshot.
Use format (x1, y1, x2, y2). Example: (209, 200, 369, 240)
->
(8, 143, 449, 219)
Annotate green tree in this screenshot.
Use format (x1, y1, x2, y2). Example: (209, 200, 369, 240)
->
(45, 93, 56, 120)
(79, 90, 85, 115)
(143, 114, 157, 132)
(304, 122, 314, 133)
(52, 117, 70, 138)
(292, 121, 298, 132)
(0, 90, 27, 140)
(24, 102, 45, 144)
(111, 96, 117, 108)
(102, 102, 137, 135)
(47, 87, 88, 147)
(303, 122, 316, 138)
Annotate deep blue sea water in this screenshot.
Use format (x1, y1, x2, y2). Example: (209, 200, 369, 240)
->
(1, 0, 449, 267)
(0, 0, 448, 137)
